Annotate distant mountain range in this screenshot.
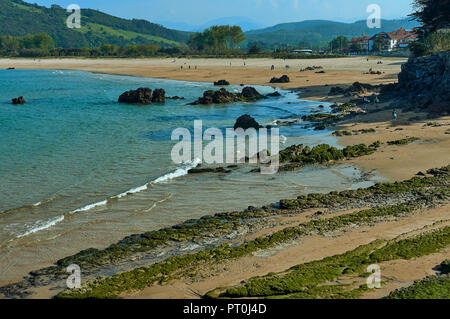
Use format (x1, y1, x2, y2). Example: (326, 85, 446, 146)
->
(0, 0, 420, 49)
(155, 16, 263, 32)
(245, 19, 420, 48)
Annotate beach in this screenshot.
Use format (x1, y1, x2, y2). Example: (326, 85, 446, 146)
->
(0, 56, 449, 299)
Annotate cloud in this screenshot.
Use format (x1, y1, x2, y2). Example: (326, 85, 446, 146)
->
(293, 0, 299, 10)
(269, 0, 279, 8)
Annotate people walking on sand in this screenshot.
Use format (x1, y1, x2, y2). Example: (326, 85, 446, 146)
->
(392, 109, 398, 120)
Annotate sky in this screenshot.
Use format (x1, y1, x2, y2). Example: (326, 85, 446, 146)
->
(27, 0, 415, 27)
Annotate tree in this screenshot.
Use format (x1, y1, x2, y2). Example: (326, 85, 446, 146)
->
(350, 42, 362, 52)
(248, 43, 261, 54)
(410, 0, 450, 36)
(188, 25, 246, 53)
(229, 26, 246, 48)
(329, 36, 349, 52)
(371, 37, 385, 52)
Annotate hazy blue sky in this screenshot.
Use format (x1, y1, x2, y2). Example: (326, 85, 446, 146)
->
(27, 0, 415, 27)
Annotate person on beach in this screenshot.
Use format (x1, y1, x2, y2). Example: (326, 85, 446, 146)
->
(271, 65, 275, 70)
(392, 110, 398, 120)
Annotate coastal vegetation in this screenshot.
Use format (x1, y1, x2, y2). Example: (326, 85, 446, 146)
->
(48, 164, 449, 299)
(387, 137, 420, 145)
(409, 0, 450, 57)
(217, 227, 450, 299)
(1, 163, 447, 299)
(277, 142, 381, 171)
(333, 129, 376, 136)
(386, 274, 450, 299)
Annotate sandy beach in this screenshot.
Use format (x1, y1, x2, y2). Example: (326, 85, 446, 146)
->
(0, 56, 403, 99)
(1, 56, 449, 299)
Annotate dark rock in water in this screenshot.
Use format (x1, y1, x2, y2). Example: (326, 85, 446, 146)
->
(190, 87, 265, 105)
(118, 88, 153, 104)
(118, 88, 166, 104)
(167, 96, 185, 100)
(266, 91, 281, 97)
(12, 96, 26, 104)
(151, 88, 166, 103)
(234, 114, 262, 130)
(270, 75, 290, 83)
(7, 67, 15, 70)
(188, 166, 231, 174)
(241, 86, 265, 100)
(214, 80, 230, 86)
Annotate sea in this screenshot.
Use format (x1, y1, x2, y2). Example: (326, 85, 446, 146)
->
(0, 69, 382, 284)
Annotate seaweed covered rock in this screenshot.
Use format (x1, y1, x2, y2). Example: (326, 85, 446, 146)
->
(328, 82, 376, 96)
(234, 114, 262, 130)
(270, 75, 290, 83)
(328, 86, 345, 95)
(190, 87, 265, 105)
(12, 96, 26, 104)
(214, 80, 230, 86)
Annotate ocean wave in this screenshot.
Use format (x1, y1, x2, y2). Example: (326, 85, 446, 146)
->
(70, 159, 201, 214)
(70, 200, 108, 214)
(152, 158, 201, 184)
(16, 215, 65, 239)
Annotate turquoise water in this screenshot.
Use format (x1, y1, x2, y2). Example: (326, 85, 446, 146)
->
(0, 69, 380, 284)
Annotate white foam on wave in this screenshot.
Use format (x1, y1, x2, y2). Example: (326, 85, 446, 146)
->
(69, 159, 201, 214)
(152, 158, 201, 184)
(70, 200, 108, 214)
(114, 184, 149, 199)
(16, 215, 65, 239)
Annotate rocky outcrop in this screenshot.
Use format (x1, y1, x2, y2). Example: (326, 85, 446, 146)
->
(241, 86, 265, 100)
(12, 96, 26, 104)
(118, 88, 166, 105)
(151, 89, 166, 103)
(234, 114, 262, 130)
(190, 87, 265, 105)
(396, 52, 450, 114)
(214, 80, 230, 86)
(270, 75, 290, 83)
(328, 82, 377, 96)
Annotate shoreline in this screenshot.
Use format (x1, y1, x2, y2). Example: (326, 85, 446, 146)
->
(1, 57, 450, 299)
(0, 56, 404, 101)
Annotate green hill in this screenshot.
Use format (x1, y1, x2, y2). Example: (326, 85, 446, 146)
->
(245, 19, 421, 48)
(0, 0, 190, 48)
